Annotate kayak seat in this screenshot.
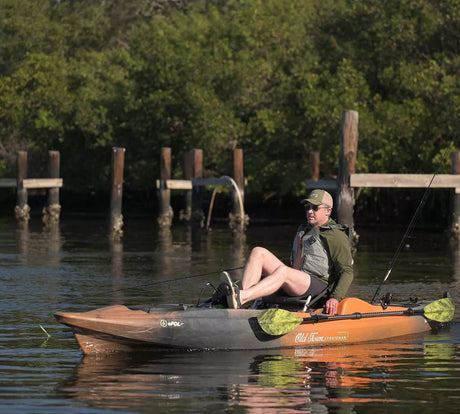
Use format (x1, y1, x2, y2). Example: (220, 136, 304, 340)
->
(259, 290, 328, 311)
(336, 297, 380, 315)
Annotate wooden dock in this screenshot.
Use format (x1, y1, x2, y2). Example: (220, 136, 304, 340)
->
(307, 110, 460, 238)
(1, 150, 63, 226)
(156, 148, 248, 231)
(2, 110, 457, 239)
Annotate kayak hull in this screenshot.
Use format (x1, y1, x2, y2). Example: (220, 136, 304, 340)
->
(55, 297, 437, 355)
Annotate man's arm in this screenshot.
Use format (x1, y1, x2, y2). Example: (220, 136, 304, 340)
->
(324, 230, 354, 302)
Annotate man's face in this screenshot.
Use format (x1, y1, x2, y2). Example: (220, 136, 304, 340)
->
(304, 203, 332, 227)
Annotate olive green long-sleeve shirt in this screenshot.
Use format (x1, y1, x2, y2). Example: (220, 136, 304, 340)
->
(318, 219, 354, 301)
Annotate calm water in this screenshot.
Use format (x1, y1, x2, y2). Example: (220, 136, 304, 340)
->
(0, 216, 459, 414)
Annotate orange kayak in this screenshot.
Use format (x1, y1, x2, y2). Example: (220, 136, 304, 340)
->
(54, 297, 453, 355)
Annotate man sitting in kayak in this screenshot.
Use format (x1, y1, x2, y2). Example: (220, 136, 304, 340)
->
(219, 189, 353, 315)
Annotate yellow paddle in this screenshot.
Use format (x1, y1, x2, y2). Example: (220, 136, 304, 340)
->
(257, 297, 455, 336)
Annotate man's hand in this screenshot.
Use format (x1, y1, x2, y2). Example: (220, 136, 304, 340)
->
(325, 298, 339, 315)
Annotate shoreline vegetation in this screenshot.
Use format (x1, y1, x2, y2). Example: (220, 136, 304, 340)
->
(0, 0, 458, 228)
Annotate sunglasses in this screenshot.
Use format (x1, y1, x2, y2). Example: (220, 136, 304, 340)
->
(304, 203, 329, 212)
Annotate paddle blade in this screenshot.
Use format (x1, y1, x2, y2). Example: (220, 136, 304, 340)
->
(423, 297, 455, 323)
(257, 308, 303, 335)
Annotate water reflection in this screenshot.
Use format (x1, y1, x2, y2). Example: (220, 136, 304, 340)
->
(451, 241, 460, 300)
(58, 330, 457, 413)
(156, 225, 248, 281)
(16, 222, 63, 263)
(230, 229, 248, 281)
(16, 223, 30, 257)
(423, 331, 457, 374)
(110, 237, 124, 303)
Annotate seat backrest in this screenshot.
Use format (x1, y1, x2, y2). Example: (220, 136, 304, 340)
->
(337, 297, 381, 315)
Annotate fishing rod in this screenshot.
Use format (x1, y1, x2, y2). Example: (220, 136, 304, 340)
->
(53, 265, 246, 307)
(371, 150, 450, 304)
(123, 264, 245, 292)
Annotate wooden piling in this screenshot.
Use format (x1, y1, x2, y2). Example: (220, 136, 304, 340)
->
(451, 151, 460, 239)
(42, 151, 61, 227)
(310, 151, 320, 181)
(158, 147, 174, 229)
(180, 150, 193, 222)
(110, 147, 125, 237)
(191, 149, 204, 228)
(337, 110, 358, 232)
(229, 148, 248, 230)
(15, 151, 30, 223)
(305, 151, 337, 191)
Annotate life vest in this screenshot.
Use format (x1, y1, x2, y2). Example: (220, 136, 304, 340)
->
(291, 223, 350, 281)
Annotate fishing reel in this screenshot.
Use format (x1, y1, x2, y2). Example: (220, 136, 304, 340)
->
(380, 292, 393, 310)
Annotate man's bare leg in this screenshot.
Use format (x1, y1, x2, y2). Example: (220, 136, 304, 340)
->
(239, 266, 311, 306)
(241, 247, 286, 289)
(238, 247, 312, 306)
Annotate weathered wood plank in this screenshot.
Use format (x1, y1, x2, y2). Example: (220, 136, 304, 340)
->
(156, 179, 193, 190)
(156, 177, 245, 190)
(191, 178, 232, 187)
(23, 178, 63, 189)
(350, 174, 460, 188)
(305, 179, 337, 190)
(0, 178, 17, 188)
(170, 179, 193, 189)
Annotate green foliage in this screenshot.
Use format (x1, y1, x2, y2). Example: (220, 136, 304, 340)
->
(0, 0, 458, 204)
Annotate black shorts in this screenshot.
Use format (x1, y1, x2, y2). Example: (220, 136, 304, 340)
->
(303, 275, 328, 297)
